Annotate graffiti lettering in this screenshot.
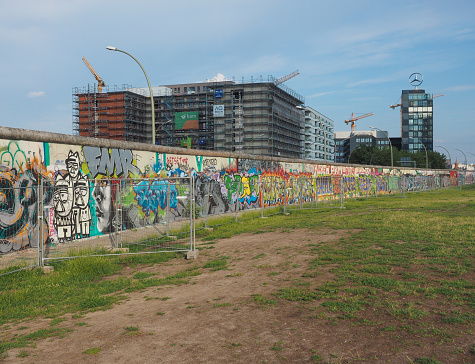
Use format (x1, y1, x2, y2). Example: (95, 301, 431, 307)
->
(83, 146, 140, 178)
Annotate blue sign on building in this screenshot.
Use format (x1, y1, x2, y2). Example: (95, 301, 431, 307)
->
(215, 89, 223, 98)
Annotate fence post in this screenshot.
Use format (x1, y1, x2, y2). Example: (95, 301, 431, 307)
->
(235, 181, 240, 222)
(166, 181, 170, 236)
(340, 177, 344, 208)
(115, 180, 120, 248)
(260, 177, 264, 218)
(38, 179, 44, 267)
(315, 177, 318, 208)
(205, 179, 210, 228)
(299, 177, 302, 210)
(190, 175, 194, 251)
(284, 179, 287, 214)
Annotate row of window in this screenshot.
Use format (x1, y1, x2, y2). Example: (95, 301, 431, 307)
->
(356, 138, 372, 143)
(409, 100, 431, 107)
(408, 94, 431, 100)
(409, 125, 432, 132)
(408, 113, 432, 120)
(173, 86, 211, 94)
(408, 107, 432, 113)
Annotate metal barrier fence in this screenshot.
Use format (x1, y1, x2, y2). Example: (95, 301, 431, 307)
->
(0, 184, 41, 273)
(40, 177, 194, 265)
(0, 172, 473, 276)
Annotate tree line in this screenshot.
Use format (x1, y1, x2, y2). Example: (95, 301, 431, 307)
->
(348, 145, 447, 169)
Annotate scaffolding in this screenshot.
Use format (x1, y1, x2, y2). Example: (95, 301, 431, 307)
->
(73, 85, 149, 143)
(73, 76, 305, 157)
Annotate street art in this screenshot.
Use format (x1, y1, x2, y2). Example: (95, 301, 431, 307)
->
(0, 141, 50, 253)
(53, 151, 92, 242)
(0, 137, 473, 256)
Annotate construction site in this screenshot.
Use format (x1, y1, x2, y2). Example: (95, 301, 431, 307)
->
(73, 62, 307, 158)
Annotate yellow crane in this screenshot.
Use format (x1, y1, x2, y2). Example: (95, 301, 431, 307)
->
(82, 57, 106, 93)
(344, 112, 374, 132)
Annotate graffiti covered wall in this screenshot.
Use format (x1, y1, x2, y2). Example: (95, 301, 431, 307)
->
(0, 133, 472, 254)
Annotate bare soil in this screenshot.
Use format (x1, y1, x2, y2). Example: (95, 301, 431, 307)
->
(3, 229, 474, 363)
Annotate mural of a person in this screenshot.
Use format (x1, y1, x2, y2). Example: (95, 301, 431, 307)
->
(52, 151, 92, 241)
(92, 179, 117, 233)
(53, 177, 74, 242)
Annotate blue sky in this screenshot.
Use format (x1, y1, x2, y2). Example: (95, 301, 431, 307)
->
(1, 0, 474, 164)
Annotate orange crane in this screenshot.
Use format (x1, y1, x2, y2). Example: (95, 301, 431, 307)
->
(344, 112, 374, 132)
(82, 57, 105, 93)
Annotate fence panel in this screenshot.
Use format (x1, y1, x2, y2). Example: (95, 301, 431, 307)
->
(42, 177, 194, 264)
(117, 177, 193, 254)
(0, 185, 41, 274)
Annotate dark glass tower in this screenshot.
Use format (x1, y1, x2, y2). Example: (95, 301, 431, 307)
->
(400, 89, 433, 152)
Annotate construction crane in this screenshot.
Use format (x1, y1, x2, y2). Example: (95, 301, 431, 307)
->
(390, 93, 444, 109)
(344, 112, 374, 132)
(82, 57, 105, 93)
(275, 70, 299, 86)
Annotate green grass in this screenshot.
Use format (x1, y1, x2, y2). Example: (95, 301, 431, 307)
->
(0, 184, 474, 359)
(0, 252, 196, 325)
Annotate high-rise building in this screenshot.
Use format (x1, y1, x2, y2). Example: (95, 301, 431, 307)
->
(400, 89, 434, 152)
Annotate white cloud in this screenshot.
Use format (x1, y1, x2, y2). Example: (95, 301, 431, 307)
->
(444, 84, 475, 92)
(28, 91, 45, 98)
(307, 91, 337, 99)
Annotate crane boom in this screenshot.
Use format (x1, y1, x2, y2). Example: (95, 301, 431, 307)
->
(344, 112, 374, 132)
(275, 70, 299, 86)
(82, 57, 105, 93)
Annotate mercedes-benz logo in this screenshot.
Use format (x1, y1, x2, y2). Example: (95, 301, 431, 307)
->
(409, 72, 423, 87)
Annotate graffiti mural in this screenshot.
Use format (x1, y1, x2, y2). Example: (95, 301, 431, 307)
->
(0, 141, 50, 253)
(0, 136, 473, 256)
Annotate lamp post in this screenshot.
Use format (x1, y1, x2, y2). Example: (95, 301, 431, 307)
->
(106, 46, 156, 145)
(435, 145, 452, 169)
(454, 149, 467, 171)
(370, 126, 393, 167)
(409, 137, 428, 169)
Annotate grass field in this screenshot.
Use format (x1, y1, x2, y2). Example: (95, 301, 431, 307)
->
(0, 184, 474, 362)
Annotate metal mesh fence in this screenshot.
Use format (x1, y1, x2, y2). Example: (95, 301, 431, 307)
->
(0, 185, 41, 273)
(0, 171, 473, 275)
(41, 177, 194, 265)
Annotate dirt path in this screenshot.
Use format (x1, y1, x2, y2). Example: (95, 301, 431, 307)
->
(2, 229, 472, 363)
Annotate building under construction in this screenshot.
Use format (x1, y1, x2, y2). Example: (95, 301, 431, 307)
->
(73, 73, 305, 158)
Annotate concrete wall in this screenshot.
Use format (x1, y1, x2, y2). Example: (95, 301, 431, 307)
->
(0, 126, 471, 255)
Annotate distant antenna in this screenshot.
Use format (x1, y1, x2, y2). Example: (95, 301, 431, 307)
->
(275, 70, 299, 86)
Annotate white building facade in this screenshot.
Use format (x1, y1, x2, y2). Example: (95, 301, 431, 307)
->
(301, 106, 335, 162)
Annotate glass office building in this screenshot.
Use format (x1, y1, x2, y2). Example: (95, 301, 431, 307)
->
(400, 89, 433, 152)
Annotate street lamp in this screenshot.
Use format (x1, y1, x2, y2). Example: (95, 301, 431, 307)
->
(370, 126, 393, 167)
(106, 46, 156, 145)
(409, 137, 428, 169)
(454, 149, 467, 171)
(435, 145, 452, 169)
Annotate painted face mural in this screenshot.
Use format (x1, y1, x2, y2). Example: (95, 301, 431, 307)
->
(66, 151, 80, 179)
(92, 180, 114, 233)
